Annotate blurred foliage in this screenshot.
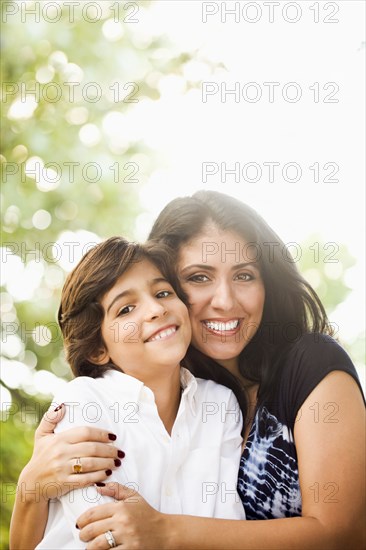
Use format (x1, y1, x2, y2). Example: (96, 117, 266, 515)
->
(297, 236, 365, 368)
(0, 2, 363, 548)
(298, 235, 355, 313)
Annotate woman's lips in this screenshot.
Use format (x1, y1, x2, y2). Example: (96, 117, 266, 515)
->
(201, 319, 241, 336)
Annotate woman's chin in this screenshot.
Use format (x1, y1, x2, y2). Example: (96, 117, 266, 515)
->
(193, 342, 243, 370)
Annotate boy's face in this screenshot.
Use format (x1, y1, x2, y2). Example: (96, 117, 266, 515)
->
(98, 259, 191, 383)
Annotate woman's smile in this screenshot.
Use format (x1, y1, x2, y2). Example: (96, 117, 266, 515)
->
(202, 318, 242, 336)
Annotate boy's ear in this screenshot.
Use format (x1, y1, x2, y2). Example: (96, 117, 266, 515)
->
(88, 348, 110, 365)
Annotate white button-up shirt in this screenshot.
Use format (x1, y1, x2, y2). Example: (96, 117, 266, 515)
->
(37, 368, 245, 549)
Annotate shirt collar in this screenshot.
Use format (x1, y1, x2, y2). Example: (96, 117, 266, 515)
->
(180, 367, 198, 416)
(104, 367, 199, 416)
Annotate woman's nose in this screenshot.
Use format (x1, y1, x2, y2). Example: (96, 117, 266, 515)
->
(210, 280, 235, 311)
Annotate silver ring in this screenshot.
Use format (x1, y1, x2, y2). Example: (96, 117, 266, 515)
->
(105, 530, 117, 548)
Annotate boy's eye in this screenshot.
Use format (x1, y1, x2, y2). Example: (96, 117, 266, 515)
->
(187, 274, 210, 283)
(156, 290, 173, 298)
(117, 305, 134, 316)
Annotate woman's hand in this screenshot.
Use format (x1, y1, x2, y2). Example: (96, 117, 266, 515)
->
(77, 483, 172, 550)
(20, 403, 125, 499)
(10, 404, 126, 550)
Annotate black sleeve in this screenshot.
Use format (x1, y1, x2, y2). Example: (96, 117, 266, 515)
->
(279, 333, 365, 430)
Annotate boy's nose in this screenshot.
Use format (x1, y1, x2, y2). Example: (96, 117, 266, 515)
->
(146, 298, 167, 320)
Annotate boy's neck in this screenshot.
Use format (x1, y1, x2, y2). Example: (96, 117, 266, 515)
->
(144, 365, 182, 435)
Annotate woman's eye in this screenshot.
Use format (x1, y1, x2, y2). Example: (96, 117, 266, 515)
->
(156, 290, 173, 298)
(117, 305, 134, 316)
(187, 274, 210, 283)
(236, 273, 253, 281)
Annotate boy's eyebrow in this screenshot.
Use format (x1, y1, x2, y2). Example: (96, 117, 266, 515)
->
(179, 262, 258, 275)
(106, 277, 168, 313)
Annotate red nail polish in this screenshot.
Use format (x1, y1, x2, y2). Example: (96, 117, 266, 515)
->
(54, 403, 64, 412)
(105, 469, 112, 476)
(114, 459, 121, 467)
(96, 482, 106, 487)
(117, 450, 125, 459)
(108, 433, 117, 441)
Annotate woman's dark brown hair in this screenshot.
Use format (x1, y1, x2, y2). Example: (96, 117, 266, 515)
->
(148, 190, 333, 423)
(58, 236, 185, 378)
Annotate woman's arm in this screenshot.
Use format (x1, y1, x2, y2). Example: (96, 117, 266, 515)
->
(10, 465, 50, 550)
(77, 371, 365, 549)
(9, 404, 123, 550)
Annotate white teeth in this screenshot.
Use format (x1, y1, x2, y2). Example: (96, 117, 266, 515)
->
(148, 326, 176, 342)
(204, 320, 239, 331)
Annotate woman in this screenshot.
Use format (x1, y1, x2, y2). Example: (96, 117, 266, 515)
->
(10, 191, 365, 549)
(14, 235, 244, 550)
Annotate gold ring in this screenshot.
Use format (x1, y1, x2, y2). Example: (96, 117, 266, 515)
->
(73, 457, 82, 474)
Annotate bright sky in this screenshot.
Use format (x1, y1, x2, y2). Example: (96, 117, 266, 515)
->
(133, 1, 365, 248)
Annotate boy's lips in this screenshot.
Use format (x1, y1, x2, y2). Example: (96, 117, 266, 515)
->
(145, 324, 179, 343)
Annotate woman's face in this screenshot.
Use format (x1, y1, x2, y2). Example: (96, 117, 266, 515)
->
(178, 225, 265, 374)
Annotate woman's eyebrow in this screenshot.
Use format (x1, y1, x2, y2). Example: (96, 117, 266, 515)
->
(231, 262, 259, 271)
(180, 262, 259, 275)
(106, 277, 168, 313)
(179, 264, 216, 275)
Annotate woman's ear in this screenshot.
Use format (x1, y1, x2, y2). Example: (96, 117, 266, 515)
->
(88, 348, 110, 365)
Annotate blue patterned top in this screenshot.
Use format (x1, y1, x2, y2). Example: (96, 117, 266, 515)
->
(237, 334, 363, 519)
